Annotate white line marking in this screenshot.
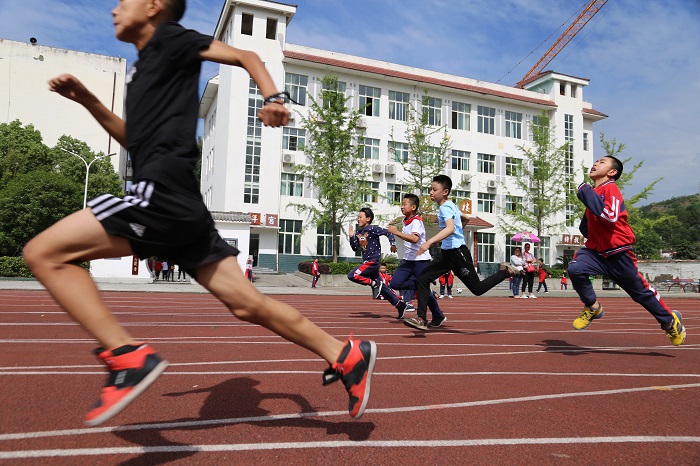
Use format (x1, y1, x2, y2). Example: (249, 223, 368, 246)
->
(1, 436, 699, 459)
(2, 382, 699, 442)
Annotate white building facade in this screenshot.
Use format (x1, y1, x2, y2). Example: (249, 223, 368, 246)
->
(200, 0, 608, 273)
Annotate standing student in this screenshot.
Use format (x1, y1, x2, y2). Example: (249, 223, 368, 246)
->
(560, 272, 568, 291)
(509, 247, 525, 298)
(438, 271, 454, 299)
(311, 258, 320, 288)
(161, 260, 169, 282)
(24, 0, 376, 426)
(245, 257, 254, 282)
(386, 194, 444, 324)
(348, 208, 408, 315)
(520, 243, 537, 298)
(536, 258, 549, 293)
(403, 175, 518, 330)
(177, 264, 187, 282)
(568, 156, 685, 345)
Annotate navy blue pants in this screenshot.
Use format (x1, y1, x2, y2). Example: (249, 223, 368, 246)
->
(390, 260, 443, 317)
(568, 248, 674, 327)
(347, 261, 400, 306)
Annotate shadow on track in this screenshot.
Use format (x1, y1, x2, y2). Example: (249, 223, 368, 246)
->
(113, 377, 375, 465)
(538, 339, 675, 357)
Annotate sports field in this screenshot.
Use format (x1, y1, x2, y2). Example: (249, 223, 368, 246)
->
(1, 290, 698, 464)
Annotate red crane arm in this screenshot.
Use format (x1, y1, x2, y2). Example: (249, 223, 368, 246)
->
(516, 0, 608, 88)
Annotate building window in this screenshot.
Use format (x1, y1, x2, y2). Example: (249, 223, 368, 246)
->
(244, 79, 262, 204)
(266, 18, 277, 39)
(477, 192, 495, 213)
(425, 97, 442, 126)
(539, 237, 550, 264)
(452, 101, 470, 131)
(322, 80, 347, 109)
(477, 105, 495, 134)
(317, 224, 338, 257)
(477, 153, 495, 174)
(280, 172, 303, 197)
(505, 156, 521, 176)
(560, 82, 566, 96)
(505, 195, 523, 214)
(241, 13, 253, 36)
(285, 73, 308, 106)
(477, 232, 495, 263)
(362, 181, 380, 203)
(505, 239, 521, 261)
(452, 189, 471, 206)
(389, 90, 410, 121)
(451, 149, 470, 171)
(570, 85, 577, 98)
(424, 146, 443, 164)
(389, 141, 409, 163)
(361, 138, 380, 160)
(505, 111, 522, 139)
(278, 219, 302, 255)
(387, 183, 407, 204)
(583, 132, 589, 151)
(359, 85, 381, 117)
(282, 127, 306, 151)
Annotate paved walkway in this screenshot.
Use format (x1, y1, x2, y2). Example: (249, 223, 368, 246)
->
(0, 274, 680, 299)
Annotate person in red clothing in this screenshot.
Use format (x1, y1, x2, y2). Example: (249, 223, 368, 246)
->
(535, 258, 549, 293)
(568, 156, 686, 345)
(154, 260, 163, 281)
(438, 271, 454, 298)
(311, 258, 320, 288)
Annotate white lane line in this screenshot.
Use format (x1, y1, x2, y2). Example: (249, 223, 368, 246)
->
(1, 436, 699, 459)
(2, 382, 699, 442)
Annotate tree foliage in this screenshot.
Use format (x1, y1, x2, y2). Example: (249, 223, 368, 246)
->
(640, 194, 700, 259)
(389, 89, 450, 217)
(290, 74, 374, 262)
(0, 120, 122, 256)
(499, 111, 577, 255)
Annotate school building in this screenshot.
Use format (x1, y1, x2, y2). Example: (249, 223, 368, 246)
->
(198, 0, 607, 274)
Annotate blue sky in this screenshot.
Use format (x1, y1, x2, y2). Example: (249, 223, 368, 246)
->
(2, 0, 699, 204)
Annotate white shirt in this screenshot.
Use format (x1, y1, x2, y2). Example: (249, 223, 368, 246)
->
(402, 215, 432, 261)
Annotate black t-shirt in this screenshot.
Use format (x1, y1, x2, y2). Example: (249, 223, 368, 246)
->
(125, 22, 213, 195)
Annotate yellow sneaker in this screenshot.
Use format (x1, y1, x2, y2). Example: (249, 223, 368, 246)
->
(573, 305, 604, 330)
(664, 311, 686, 346)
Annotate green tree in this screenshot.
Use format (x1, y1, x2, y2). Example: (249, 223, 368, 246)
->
(0, 120, 52, 184)
(0, 171, 80, 256)
(499, 111, 577, 257)
(389, 89, 451, 216)
(290, 74, 374, 262)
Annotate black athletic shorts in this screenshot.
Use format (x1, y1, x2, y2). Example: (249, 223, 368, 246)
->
(87, 180, 238, 274)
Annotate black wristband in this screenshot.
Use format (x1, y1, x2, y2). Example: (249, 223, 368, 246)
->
(263, 91, 297, 105)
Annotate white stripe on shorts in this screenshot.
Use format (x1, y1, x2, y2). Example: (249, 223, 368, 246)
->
(88, 181, 155, 221)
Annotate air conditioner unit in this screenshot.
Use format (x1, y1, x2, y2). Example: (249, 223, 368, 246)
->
(385, 164, 396, 175)
(356, 117, 367, 129)
(487, 179, 498, 189)
(461, 174, 471, 184)
(282, 153, 294, 164)
(372, 163, 383, 174)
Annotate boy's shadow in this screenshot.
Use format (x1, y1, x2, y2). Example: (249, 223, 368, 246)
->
(114, 377, 375, 465)
(538, 339, 674, 357)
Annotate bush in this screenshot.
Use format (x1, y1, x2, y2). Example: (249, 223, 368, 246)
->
(0, 256, 90, 278)
(297, 261, 331, 275)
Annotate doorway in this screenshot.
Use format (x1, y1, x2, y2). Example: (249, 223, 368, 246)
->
(249, 234, 259, 266)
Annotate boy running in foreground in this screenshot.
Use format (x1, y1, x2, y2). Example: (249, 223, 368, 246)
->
(24, 0, 376, 426)
(568, 156, 686, 345)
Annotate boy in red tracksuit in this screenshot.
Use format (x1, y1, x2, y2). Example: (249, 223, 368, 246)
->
(568, 156, 686, 345)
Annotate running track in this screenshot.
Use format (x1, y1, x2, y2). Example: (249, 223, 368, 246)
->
(1, 290, 698, 464)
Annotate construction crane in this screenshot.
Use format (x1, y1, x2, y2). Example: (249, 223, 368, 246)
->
(516, 0, 608, 88)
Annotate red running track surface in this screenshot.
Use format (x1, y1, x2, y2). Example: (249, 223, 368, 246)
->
(1, 290, 698, 464)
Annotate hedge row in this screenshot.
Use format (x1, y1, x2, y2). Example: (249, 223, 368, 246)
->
(298, 260, 398, 275)
(0, 256, 90, 278)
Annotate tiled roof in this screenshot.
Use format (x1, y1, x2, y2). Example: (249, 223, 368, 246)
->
(211, 211, 251, 223)
(284, 51, 556, 107)
(582, 107, 608, 118)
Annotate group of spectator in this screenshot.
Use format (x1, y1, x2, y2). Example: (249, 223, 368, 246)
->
(148, 257, 187, 282)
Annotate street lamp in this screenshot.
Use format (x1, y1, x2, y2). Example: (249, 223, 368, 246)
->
(61, 148, 116, 209)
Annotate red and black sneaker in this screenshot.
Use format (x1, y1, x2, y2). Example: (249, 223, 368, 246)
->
(322, 339, 377, 419)
(85, 344, 168, 426)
